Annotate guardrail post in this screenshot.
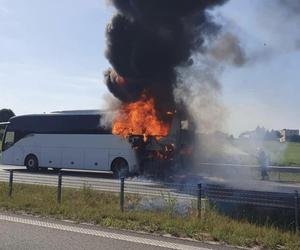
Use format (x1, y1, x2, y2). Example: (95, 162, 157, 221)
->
(8, 170, 13, 197)
(197, 183, 202, 218)
(57, 172, 62, 204)
(295, 190, 299, 233)
(120, 177, 125, 212)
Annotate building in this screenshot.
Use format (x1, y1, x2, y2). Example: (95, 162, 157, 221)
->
(280, 129, 300, 142)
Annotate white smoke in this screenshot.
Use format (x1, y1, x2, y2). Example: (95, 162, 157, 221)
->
(174, 30, 245, 134)
(215, 0, 300, 64)
(174, 54, 226, 134)
(207, 32, 246, 66)
(99, 93, 120, 128)
(173, 25, 258, 181)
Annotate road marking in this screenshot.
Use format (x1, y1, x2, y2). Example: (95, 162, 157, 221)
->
(0, 214, 212, 250)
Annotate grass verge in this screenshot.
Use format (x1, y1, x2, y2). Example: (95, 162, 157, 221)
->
(0, 182, 300, 249)
(263, 141, 300, 166)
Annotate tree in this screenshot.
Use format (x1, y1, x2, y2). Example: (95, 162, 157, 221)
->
(0, 109, 15, 122)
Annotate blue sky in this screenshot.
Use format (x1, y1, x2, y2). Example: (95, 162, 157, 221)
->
(0, 0, 299, 135)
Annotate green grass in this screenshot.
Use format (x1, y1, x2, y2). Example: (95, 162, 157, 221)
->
(281, 142, 300, 166)
(236, 140, 300, 166)
(0, 182, 300, 249)
(263, 141, 300, 166)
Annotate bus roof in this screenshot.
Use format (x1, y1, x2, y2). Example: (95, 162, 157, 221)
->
(51, 109, 105, 115)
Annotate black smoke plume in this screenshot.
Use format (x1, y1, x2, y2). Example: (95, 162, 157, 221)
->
(105, 0, 228, 119)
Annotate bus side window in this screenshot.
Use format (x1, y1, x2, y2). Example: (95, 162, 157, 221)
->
(4, 131, 15, 150)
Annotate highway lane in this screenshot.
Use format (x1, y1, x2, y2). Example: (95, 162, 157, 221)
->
(0, 212, 236, 250)
(0, 164, 300, 196)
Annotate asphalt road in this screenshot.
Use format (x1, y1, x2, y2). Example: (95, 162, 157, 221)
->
(0, 212, 236, 250)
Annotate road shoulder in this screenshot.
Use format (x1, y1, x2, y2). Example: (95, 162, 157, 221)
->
(0, 211, 240, 250)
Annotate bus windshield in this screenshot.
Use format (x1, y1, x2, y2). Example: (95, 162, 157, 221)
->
(0, 122, 14, 151)
(2, 130, 15, 151)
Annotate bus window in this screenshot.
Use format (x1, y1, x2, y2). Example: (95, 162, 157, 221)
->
(3, 131, 15, 151)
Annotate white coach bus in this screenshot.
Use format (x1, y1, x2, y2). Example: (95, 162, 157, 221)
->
(0, 111, 138, 177)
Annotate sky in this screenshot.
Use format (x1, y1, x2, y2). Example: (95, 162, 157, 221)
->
(0, 0, 299, 136)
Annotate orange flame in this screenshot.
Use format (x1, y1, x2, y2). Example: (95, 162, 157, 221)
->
(112, 95, 170, 140)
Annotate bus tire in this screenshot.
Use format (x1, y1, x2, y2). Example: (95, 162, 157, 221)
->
(25, 154, 39, 172)
(111, 158, 129, 179)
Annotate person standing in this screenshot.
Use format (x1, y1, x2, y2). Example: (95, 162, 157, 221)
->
(258, 148, 269, 180)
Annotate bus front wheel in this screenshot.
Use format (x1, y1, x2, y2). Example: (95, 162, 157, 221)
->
(112, 158, 129, 179)
(25, 155, 39, 172)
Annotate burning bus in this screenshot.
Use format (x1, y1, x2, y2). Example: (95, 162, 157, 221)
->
(0, 109, 194, 178)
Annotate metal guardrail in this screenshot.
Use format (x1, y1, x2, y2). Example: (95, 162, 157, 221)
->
(1, 169, 300, 231)
(0, 170, 299, 205)
(203, 185, 296, 209)
(268, 166, 300, 173)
